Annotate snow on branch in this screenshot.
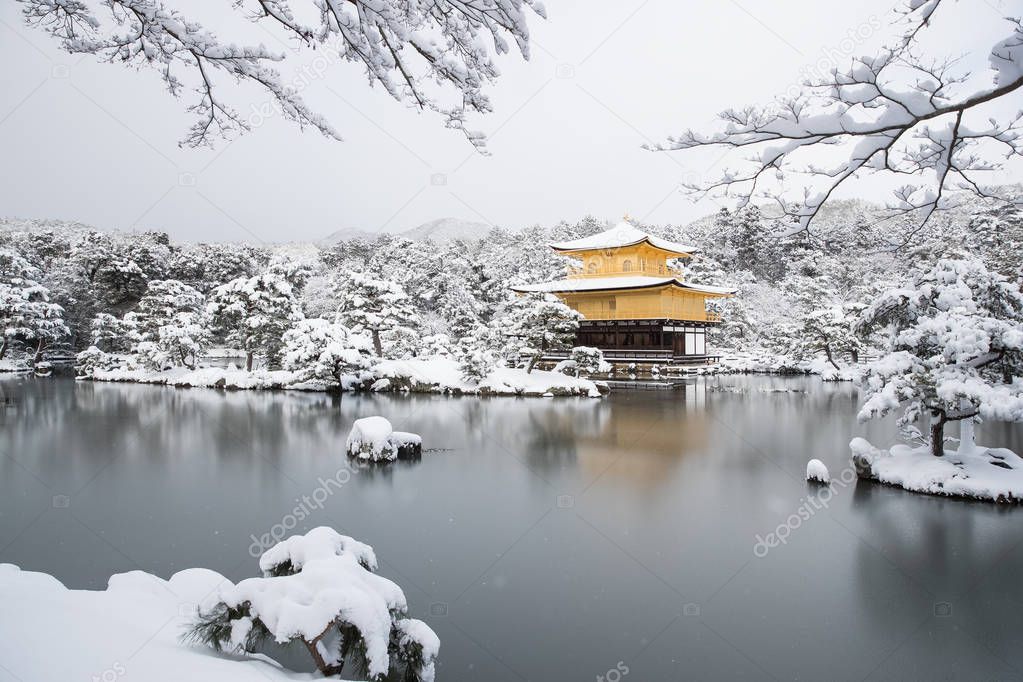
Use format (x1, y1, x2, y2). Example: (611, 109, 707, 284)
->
(18, 0, 545, 148)
(650, 0, 1023, 244)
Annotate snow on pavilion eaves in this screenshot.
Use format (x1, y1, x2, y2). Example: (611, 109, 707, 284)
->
(511, 276, 736, 296)
(548, 222, 698, 256)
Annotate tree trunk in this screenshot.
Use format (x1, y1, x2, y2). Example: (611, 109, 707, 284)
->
(850, 349, 859, 364)
(0, 338, 7, 360)
(526, 353, 538, 374)
(930, 413, 945, 458)
(824, 345, 841, 372)
(245, 351, 254, 372)
(371, 329, 382, 357)
(33, 338, 45, 364)
(303, 637, 344, 677)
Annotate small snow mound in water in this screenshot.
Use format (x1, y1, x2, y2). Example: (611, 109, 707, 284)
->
(806, 458, 830, 483)
(346, 416, 423, 461)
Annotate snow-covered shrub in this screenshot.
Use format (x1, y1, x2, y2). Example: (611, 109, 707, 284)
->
(346, 416, 422, 462)
(281, 319, 374, 390)
(89, 312, 137, 353)
(132, 340, 172, 371)
(856, 258, 1023, 457)
(566, 346, 609, 377)
(74, 345, 116, 377)
(186, 527, 439, 681)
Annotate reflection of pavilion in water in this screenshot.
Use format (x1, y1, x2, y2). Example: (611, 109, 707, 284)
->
(520, 382, 712, 488)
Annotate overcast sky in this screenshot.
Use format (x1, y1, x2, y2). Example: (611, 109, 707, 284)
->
(0, 0, 1014, 243)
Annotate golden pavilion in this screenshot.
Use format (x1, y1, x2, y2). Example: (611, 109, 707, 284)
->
(511, 220, 735, 363)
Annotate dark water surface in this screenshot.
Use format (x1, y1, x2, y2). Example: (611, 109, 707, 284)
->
(2, 375, 1023, 681)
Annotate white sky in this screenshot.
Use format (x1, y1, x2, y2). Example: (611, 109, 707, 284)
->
(0, 0, 1017, 243)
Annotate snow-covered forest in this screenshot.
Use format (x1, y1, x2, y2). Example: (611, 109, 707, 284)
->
(3, 194, 1018, 370)
(2, 196, 1020, 376)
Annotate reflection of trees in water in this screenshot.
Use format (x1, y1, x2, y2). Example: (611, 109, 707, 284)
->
(849, 480, 1023, 655)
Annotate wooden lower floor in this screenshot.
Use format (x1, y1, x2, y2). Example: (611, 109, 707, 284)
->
(577, 319, 713, 356)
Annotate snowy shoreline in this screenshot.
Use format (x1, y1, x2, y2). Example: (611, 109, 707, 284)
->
(84, 357, 608, 398)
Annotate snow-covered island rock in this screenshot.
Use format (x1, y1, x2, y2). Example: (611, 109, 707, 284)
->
(347, 416, 422, 462)
(851, 437, 1023, 504)
(805, 458, 830, 483)
(0, 527, 438, 681)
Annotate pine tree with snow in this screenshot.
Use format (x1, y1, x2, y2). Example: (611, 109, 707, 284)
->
(456, 326, 500, 382)
(130, 280, 206, 341)
(186, 527, 439, 681)
(333, 272, 420, 357)
(88, 312, 137, 354)
(0, 249, 69, 363)
(504, 293, 581, 373)
(856, 258, 1023, 457)
(281, 319, 374, 390)
(566, 346, 610, 378)
(207, 272, 303, 371)
(784, 279, 863, 370)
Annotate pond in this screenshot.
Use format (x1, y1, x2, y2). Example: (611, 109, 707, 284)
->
(2, 375, 1023, 681)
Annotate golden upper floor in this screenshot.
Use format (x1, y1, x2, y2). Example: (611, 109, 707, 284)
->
(549, 222, 697, 279)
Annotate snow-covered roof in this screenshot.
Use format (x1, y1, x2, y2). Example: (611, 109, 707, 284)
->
(549, 222, 698, 255)
(511, 276, 735, 296)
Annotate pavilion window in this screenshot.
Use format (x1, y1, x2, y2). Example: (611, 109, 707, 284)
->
(622, 260, 633, 272)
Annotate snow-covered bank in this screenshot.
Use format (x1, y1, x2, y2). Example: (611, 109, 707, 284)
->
(88, 357, 607, 398)
(0, 358, 31, 373)
(850, 437, 1023, 503)
(696, 350, 859, 380)
(0, 564, 323, 682)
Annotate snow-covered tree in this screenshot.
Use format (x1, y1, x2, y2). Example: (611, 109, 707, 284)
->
(186, 527, 439, 681)
(856, 258, 1023, 457)
(565, 346, 610, 378)
(655, 0, 1023, 242)
(783, 279, 864, 369)
(21, 0, 544, 149)
(89, 312, 137, 354)
(207, 272, 303, 370)
(456, 326, 499, 381)
(152, 313, 210, 369)
(130, 279, 206, 341)
(281, 318, 374, 390)
(504, 293, 581, 373)
(334, 272, 419, 357)
(0, 249, 69, 362)
(167, 243, 265, 294)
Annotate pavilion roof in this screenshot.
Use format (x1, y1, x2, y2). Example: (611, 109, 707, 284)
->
(510, 276, 735, 296)
(548, 222, 698, 256)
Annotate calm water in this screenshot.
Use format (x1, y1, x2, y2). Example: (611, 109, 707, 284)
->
(2, 375, 1023, 681)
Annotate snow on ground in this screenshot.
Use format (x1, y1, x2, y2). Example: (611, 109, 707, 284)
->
(850, 437, 1023, 503)
(0, 564, 328, 682)
(479, 366, 604, 397)
(698, 350, 804, 376)
(88, 357, 606, 398)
